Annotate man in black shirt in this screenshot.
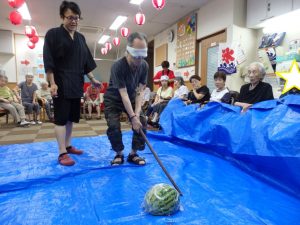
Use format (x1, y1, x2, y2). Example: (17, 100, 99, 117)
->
(43, 1, 101, 166)
(104, 32, 148, 166)
(235, 62, 274, 112)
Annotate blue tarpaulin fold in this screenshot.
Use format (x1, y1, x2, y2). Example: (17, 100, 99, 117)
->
(159, 95, 300, 198)
(0, 95, 299, 224)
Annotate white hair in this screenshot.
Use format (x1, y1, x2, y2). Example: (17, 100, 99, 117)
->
(249, 62, 266, 79)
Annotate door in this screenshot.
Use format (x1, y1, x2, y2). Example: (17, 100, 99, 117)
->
(199, 31, 227, 89)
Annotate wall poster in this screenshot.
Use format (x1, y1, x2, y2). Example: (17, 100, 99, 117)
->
(176, 13, 196, 68)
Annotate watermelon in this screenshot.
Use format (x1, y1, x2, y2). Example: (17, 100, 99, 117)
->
(143, 183, 180, 216)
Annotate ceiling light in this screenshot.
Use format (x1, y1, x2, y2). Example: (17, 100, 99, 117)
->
(129, 0, 144, 5)
(17, 2, 31, 20)
(98, 35, 110, 44)
(109, 16, 127, 30)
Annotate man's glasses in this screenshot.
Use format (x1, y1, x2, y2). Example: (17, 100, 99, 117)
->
(64, 15, 80, 22)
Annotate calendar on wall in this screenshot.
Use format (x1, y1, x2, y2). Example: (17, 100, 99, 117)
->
(176, 13, 197, 68)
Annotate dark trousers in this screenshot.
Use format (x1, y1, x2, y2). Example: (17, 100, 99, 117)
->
(104, 101, 147, 153)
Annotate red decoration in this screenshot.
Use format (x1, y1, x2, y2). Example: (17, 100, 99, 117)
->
(222, 48, 235, 64)
(21, 59, 30, 65)
(112, 37, 120, 46)
(27, 41, 35, 49)
(105, 42, 112, 51)
(30, 35, 39, 44)
(120, 27, 129, 37)
(9, 10, 22, 25)
(135, 12, 145, 25)
(152, 0, 165, 10)
(101, 47, 108, 55)
(8, 0, 25, 8)
(25, 25, 36, 38)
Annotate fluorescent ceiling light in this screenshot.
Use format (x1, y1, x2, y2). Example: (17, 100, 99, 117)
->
(98, 35, 110, 44)
(109, 16, 128, 30)
(129, 0, 144, 5)
(17, 3, 31, 20)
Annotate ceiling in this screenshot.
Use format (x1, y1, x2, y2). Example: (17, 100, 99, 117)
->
(0, 0, 209, 58)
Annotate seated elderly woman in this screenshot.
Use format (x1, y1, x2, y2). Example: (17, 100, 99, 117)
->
(173, 76, 189, 100)
(36, 81, 54, 121)
(84, 84, 102, 119)
(147, 75, 173, 126)
(210, 71, 231, 103)
(234, 62, 274, 112)
(18, 73, 42, 124)
(185, 75, 210, 105)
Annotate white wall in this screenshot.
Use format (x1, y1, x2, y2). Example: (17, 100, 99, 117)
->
(0, 54, 16, 82)
(197, 0, 234, 39)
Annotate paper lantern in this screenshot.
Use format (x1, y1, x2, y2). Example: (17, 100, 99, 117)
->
(113, 37, 120, 46)
(152, 0, 166, 10)
(8, 0, 25, 8)
(135, 12, 145, 25)
(101, 47, 108, 55)
(27, 41, 35, 49)
(9, 11, 22, 25)
(25, 25, 36, 38)
(30, 35, 39, 44)
(120, 27, 129, 37)
(105, 42, 112, 51)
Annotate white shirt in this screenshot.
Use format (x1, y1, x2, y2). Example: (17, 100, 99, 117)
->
(173, 85, 189, 99)
(210, 88, 229, 102)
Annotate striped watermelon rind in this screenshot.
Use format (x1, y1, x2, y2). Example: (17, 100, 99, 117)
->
(143, 183, 180, 216)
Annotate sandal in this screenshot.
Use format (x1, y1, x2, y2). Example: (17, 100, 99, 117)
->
(127, 153, 146, 166)
(111, 154, 124, 166)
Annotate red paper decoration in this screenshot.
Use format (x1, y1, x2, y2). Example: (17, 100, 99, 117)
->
(113, 37, 120, 46)
(8, 0, 25, 8)
(9, 10, 22, 25)
(25, 25, 36, 38)
(30, 35, 39, 44)
(27, 41, 35, 49)
(101, 47, 108, 55)
(120, 27, 129, 37)
(135, 12, 145, 25)
(152, 0, 166, 10)
(105, 42, 112, 51)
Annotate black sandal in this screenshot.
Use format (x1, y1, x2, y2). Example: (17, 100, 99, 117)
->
(127, 153, 146, 165)
(111, 154, 124, 166)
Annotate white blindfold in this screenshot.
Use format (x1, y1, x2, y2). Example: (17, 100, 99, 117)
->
(126, 46, 148, 58)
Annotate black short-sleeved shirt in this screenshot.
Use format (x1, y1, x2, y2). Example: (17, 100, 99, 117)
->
(238, 81, 274, 104)
(188, 85, 210, 104)
(104, 57, 148, 105)
(43, 25, 97, 99)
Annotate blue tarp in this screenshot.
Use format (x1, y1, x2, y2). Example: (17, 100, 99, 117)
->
(160, 95, 300, 198)
(0, 95, 299, 224)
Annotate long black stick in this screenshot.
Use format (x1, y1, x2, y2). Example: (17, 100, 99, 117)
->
(140, 129, 183, 196)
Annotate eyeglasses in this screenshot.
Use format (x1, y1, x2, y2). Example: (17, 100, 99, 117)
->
(64, 15, 80, 22)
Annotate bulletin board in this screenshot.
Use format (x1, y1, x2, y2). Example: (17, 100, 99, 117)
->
(14, 34, 46, 85)
(176, 13, 197, 68)
(155, 44, 168, 67)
